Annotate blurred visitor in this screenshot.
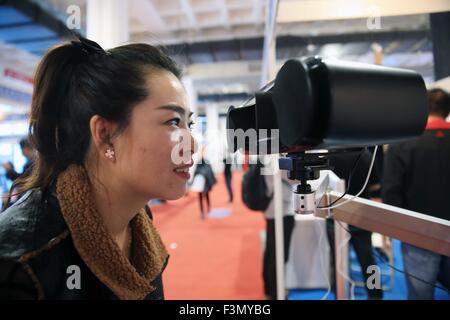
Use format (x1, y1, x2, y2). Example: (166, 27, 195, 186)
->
(2, 137, 35, 182)
(223, 156, 233, 203)
(382, 88, 450, 299)
(327, 149, 384, 300)
(191, 157, 217, 219)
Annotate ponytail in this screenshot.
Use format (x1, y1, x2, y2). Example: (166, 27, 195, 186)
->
(6, 43, 94, 205)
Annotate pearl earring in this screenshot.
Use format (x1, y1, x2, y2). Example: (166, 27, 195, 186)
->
(105, 147, 115, 160)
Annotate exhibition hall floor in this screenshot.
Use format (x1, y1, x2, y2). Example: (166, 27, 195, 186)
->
(152, 171, 266, 299)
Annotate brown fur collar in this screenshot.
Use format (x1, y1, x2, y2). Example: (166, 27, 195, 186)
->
(56, 164, 168, 300)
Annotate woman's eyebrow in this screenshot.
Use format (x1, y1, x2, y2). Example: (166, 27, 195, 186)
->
(157, 105, 193, 117)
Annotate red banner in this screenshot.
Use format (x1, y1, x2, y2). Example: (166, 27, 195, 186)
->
(3, 68, 33, 84)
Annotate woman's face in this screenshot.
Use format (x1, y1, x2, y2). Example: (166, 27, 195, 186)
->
(112, 69, 197, 201)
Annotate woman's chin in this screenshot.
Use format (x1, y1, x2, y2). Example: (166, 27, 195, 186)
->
(162, 188, 187, 201)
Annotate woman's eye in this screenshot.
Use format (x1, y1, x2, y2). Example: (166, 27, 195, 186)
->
(167, 118, 194, 130)
(167, 118, 181, 127)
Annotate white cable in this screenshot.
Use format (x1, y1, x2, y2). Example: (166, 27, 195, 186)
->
(317, 146, 378, 212)
(315, 217, 331, 300)
(336, 221, 356, 300)
(327, 145, 379, 299)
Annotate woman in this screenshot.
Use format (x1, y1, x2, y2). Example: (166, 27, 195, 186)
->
(0, 36, 197, 300)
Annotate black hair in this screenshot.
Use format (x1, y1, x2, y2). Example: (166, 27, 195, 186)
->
(428, 88, 450, 118)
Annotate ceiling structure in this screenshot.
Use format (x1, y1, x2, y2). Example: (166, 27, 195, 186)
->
(0, 0, 441, 116)
(0, 1, 432, 57)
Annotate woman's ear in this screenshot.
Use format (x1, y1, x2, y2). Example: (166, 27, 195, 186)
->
(89, 115, 115, 152)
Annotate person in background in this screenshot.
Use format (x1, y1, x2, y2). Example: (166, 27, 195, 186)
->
(382, 88, 450, 300)
(327, 149, 384, 300)
(2, 137, 35, 181)
(191, 157, 216, 219)
(223, 156, 233, 203)
(1, 137, 36, 210)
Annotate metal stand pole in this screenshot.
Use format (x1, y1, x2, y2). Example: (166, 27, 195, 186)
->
(261, 0, 283, 300)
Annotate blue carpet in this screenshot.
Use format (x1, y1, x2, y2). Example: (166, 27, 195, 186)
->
(207, 208, 232, 218)
(288, 239, 450, 300)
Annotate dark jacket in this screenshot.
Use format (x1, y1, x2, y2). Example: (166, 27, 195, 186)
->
(193, 162, 217, 193)
(223, 158, 232, 177)
(0, 185, 167, 300)
(329, 148, 380, 199)
(328, 149, 380, 234)
(382, 117, 450, 221)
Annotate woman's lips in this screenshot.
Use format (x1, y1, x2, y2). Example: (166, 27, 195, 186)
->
(173, 170, 190, 180)
(173, 166, 191, 180)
